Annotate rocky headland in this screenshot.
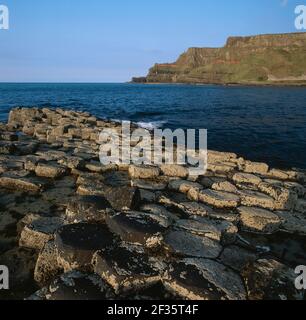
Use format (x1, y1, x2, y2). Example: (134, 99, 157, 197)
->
(0, 107, 306, 300)
(132, 32, 306, 86)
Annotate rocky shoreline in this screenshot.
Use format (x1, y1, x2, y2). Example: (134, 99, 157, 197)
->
(0, 107, 306, 300)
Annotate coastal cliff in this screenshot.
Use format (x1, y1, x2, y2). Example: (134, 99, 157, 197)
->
(133, 32, 306, 85)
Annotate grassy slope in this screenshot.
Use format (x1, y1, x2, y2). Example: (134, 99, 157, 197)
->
(145, 33, 306, 85)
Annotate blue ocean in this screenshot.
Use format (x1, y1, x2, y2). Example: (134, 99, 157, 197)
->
(0, 83, 305, 169)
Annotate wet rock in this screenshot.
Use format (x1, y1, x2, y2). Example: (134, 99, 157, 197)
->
(163, 258, 246, 300)
(139, 189, 157, 202)
(0, 235, 16, 254)
(128, 165, 160, 179)
(16, 199, 55, 218)
(295, 199, 306, 214)
(276, 211, 306, 235)
(103, 185, 141, 211)
(164, 230, 222, 258)
(0, 157, 24, 172)
(66, 195, 112, 223)
(78, 182, 141, 211)
(0, 141, 16, 154)
(30, 271, 113, 300)
(106, 211, 165, 248)
(19, 216, 64, 250)
(0, 247, 37, 292)
(219, 245, 257, 272)
(34, 241, 62, 286)
(92, 244, 161, 294)
(0, 211, 16, 232)
(55, 223, 116, 272)
(0, 131, 18, 141)
(103, 170, 130, 187)
(242, 259, 303, 300)
(15, 141, 39, 155)
(239, 190, 275, 210)
(160, 164, 188, 178)
(175, 217, 238, 245)
(41, 185, 75, 207)
(199, 189, 240, 208)
(35, 162, 67, 179)
(238, 206, 281, 234)
(140, 203, 178, 227)
(284, 181, 305, 197)
(233, 173, 262, 186)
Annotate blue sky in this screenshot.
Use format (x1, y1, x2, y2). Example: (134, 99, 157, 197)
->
(0, 0, 304, 82)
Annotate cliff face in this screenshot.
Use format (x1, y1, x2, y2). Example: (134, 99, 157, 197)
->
(137, 32, 306, 85)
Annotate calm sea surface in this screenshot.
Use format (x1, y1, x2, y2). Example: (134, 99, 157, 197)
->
(0, 83, 305, 169)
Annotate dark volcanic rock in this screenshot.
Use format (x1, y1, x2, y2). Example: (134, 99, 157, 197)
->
(0, 141, 16, 154)
(0, 132, 18, 141)
(174, 217, 238, 245)
(106, 212, 165, 247)
(19, 216, 64, 250)
(66, 195, 112, 223)
(242, 259, 303, 300)
(218, 245, 257, 272)
(102, 185, 141, 211)
(163, 258, 246, 300)
(2, 107, 306, 301)
(29, 271, 113, 300)
(0, 247, 37, 299)
(55, 223, 117, 271)
(34, 241, 62, 286)
(163, 230, 222, 259)
(93, 244, 162, 294)
(77, 177, 140, 211)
